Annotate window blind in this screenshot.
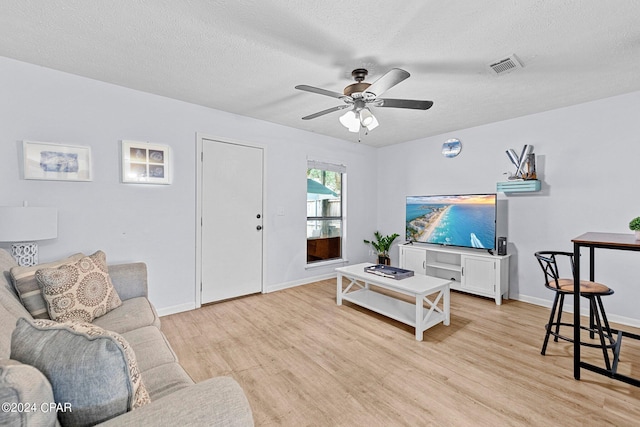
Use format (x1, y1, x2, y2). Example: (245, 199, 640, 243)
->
(307, 160, 346, 174)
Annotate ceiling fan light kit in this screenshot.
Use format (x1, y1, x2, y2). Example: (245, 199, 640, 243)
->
(366, 113, 379, 130)
(295, 67, 432, 137)
(339, 110, 360, 132)
(338, 108, 379, 133)
(359, 108, 374, 127)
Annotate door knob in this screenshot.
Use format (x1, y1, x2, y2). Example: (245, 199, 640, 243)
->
(256, 225, 262, 231)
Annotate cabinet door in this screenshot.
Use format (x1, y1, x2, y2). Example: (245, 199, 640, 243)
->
(461, 256, 496, 294)
(400, 247, 427, 274)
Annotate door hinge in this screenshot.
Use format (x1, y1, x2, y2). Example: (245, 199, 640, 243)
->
(201, 152, 203, 161)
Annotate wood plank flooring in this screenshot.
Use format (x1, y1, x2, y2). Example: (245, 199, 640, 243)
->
(161, 280, 640, 426)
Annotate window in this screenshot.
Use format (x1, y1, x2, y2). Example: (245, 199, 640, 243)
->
(306, 161, 345, 264)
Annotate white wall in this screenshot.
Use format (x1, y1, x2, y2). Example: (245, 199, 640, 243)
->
(0, 57, 377, 315)
(4, 55, 639, 325)
(376, 90, 640, 326)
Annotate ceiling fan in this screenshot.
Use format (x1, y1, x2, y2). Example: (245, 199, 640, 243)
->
(295, 68, 433, 134)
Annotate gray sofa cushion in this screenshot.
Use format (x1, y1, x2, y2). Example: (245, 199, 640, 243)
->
(0, 301, 21, 359)
(11, 318, 151, 427)
(119, 326, 195, 399)
(0, 284, 30, 321)
(0, 249, 30, 358)
(0, 249, 19, 295)
(98, 376, 253, 427)
(0, 359, 59, 427)
(121, 326, 179, 373)
(107, 262, 149, 301)
(0, 250, 31, 321)
(0, 276, 31, 358)
(137, 363, 194, 401)
(93, 297, 160, 334)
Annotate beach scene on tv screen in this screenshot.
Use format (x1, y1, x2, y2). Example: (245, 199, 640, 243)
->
(406, 194, 496, 249)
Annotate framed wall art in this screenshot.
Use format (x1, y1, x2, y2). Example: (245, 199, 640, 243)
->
(441, 138, 462, 158)
(121, 140, 171, 184)
(23, 140, 92, 181)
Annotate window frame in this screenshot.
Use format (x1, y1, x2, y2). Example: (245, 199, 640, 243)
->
(306, 161, 347, 267)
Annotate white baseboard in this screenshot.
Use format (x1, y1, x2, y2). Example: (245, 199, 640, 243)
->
(512, 293, 640, 329)
(157, 302, 197, 317)
(264, 272, 337, 293)
(512, 294, 553, 309)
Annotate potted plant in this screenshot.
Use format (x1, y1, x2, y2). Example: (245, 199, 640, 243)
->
(629, 216, 640, 240)
(364, 231, 400, 265)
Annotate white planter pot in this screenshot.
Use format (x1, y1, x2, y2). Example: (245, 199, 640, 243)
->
(636, 230, 640, 240)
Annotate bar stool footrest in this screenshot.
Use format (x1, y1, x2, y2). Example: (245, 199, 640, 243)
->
(546, 321, 617, 349)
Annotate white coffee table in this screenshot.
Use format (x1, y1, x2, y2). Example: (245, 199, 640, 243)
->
(336, 263, 451, 341)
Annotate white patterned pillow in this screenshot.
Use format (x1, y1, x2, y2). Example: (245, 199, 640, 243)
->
(10, 318, 150, 426)
(10, 253, 85, 319)
(35, 250, 122, 322)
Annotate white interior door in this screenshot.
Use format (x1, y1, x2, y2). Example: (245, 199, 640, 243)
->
(201, 139, 263, 303)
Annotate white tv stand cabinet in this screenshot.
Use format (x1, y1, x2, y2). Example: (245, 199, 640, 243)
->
(399, 243, 510, 305)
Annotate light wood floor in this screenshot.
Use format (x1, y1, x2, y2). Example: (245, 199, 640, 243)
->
(161, 280, 640, 426)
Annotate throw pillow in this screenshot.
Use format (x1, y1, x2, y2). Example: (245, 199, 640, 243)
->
(0, 359, 58, 427)
(10, 253, 85, 319)
(10, 318, 151, 427)
(36, 250, 122, 322)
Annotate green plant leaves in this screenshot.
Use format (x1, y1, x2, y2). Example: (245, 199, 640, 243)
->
(364, 231, 400, 255)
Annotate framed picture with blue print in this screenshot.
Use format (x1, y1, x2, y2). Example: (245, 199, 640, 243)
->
(23, 140, 92, 181)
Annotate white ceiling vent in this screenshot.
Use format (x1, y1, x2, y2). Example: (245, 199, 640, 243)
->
(488, 54, 523, 75)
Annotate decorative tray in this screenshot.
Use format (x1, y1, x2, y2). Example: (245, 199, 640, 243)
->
(364, 264, 414, 280)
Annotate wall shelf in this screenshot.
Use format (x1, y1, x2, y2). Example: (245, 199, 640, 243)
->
(497, 180, 541, 193)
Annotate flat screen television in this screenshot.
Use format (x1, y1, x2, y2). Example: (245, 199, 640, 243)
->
(406, 193, 497, 250)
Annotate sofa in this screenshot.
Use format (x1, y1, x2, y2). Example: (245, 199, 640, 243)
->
(0, 248, 254, 426)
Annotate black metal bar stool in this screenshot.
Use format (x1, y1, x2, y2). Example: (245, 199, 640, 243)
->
(534, 251, 616, 370)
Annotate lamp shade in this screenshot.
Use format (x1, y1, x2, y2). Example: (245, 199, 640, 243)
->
(359, 108, 374, 127)
(339, 110, 360, 133)
(0, 207, 58, 242)
(365, 114, 379, 131)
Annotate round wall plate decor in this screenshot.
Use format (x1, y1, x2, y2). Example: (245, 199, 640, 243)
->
(442, 138, 462, 158)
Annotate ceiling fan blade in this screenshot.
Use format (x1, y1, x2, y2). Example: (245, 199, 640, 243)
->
(302, 105, 349, 120)
(295, 85, 346, 99)
(364, 68, 410, 97)
(377, 98, 434, 110)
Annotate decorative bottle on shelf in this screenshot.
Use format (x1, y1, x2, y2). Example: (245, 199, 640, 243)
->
(523, 153, 537, 180)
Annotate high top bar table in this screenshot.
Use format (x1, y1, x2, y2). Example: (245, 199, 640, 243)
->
(572, 232, 640, 387)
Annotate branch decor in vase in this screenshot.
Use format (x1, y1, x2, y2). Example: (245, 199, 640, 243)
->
(504, 145, 536, 180)
(364, 231, 400, 265)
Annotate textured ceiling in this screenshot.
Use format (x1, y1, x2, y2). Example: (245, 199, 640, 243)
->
(1, 1, 640, 147)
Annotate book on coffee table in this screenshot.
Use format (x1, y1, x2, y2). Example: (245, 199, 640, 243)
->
(364, 264, 414, 280)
